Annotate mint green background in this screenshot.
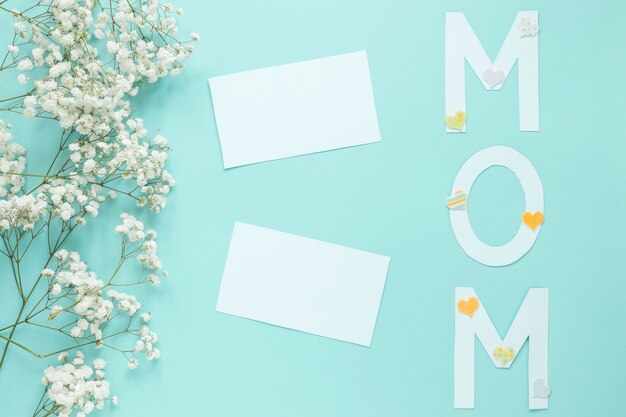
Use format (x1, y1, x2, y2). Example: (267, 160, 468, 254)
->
(1, 1, 626, 416)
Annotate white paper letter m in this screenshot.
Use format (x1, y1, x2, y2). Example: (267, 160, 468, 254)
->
(445, 11, 539, 132)
(454, 288, 549, 409)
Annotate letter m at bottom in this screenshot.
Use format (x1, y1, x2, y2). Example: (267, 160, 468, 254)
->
(454, 288, 549, 409)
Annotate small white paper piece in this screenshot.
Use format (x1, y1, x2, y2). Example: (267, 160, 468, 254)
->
(216, 222, 391, 346)
(209, 51, 381, 168)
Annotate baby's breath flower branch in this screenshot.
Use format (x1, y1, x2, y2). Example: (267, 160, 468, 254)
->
(0, 0, 198, 415)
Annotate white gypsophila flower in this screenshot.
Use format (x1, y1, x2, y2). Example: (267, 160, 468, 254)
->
(107, 290, 141, 316)
(135, 324, 160, 361)
(23, 107, 36, 118)
(11, 0, 188, 214)
(49, 251, 112, 342)
(0, 194, 47, 230)
(93, 358, 106, 370)
(54, 249, 69, 262)
(17, 58, 33, 71)
(115, 212, 144, 241)
(42, 351, 110, 417)
(51, 283, 62, 296)
(0, 1, 193, 414)
(0, 121, 27, 198)
(42, 268, 55, 277)
(114, 214, 165, 270)
(45, 214, 164, 353)
(48, 305, 63, 320)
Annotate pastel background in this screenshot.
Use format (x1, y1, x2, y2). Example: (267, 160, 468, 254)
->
(1, 1, 625, 416)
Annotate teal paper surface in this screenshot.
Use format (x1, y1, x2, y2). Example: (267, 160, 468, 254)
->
(1, 1, 625, 416)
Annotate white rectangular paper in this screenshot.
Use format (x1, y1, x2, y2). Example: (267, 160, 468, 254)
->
(209, 51, 381, 168)
(216, 222, 390, 346)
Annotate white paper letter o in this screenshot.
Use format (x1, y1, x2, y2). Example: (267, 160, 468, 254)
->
(449, 146, 544, 266)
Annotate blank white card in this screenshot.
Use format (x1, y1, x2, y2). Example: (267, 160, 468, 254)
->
(216, 222, 390, 346)
(208, 51, 381, 168)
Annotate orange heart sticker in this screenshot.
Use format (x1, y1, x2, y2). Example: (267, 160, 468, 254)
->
(457, 296, 479, 317)
(522, 211, 544, 231)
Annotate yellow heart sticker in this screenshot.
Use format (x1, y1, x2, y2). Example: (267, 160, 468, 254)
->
(492, 346, 515, 366)
(445, 111, 466, 131)
(522, 211, 544, 231)
(457, 296, 479, 317)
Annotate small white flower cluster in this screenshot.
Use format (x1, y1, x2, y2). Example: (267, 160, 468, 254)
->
(42, 351, 113, 417)
(134, 323, 161, 362)
(100, 1, 196, 82)
(13, 0, 191, 213)
(46, 212, 165, 340)
(0, 121, 26, 197)
(115, 212, 146, 241)
(116, 213, 163, 269)
(107, 290, 142, 316)
(41, 179, 107, 224)
(0, 172, 114, 229)
(0, 122, 45, 231)
(49, 250, 112, 341)
(0, 193, 48, 231)
(0, 1, 191, 414)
